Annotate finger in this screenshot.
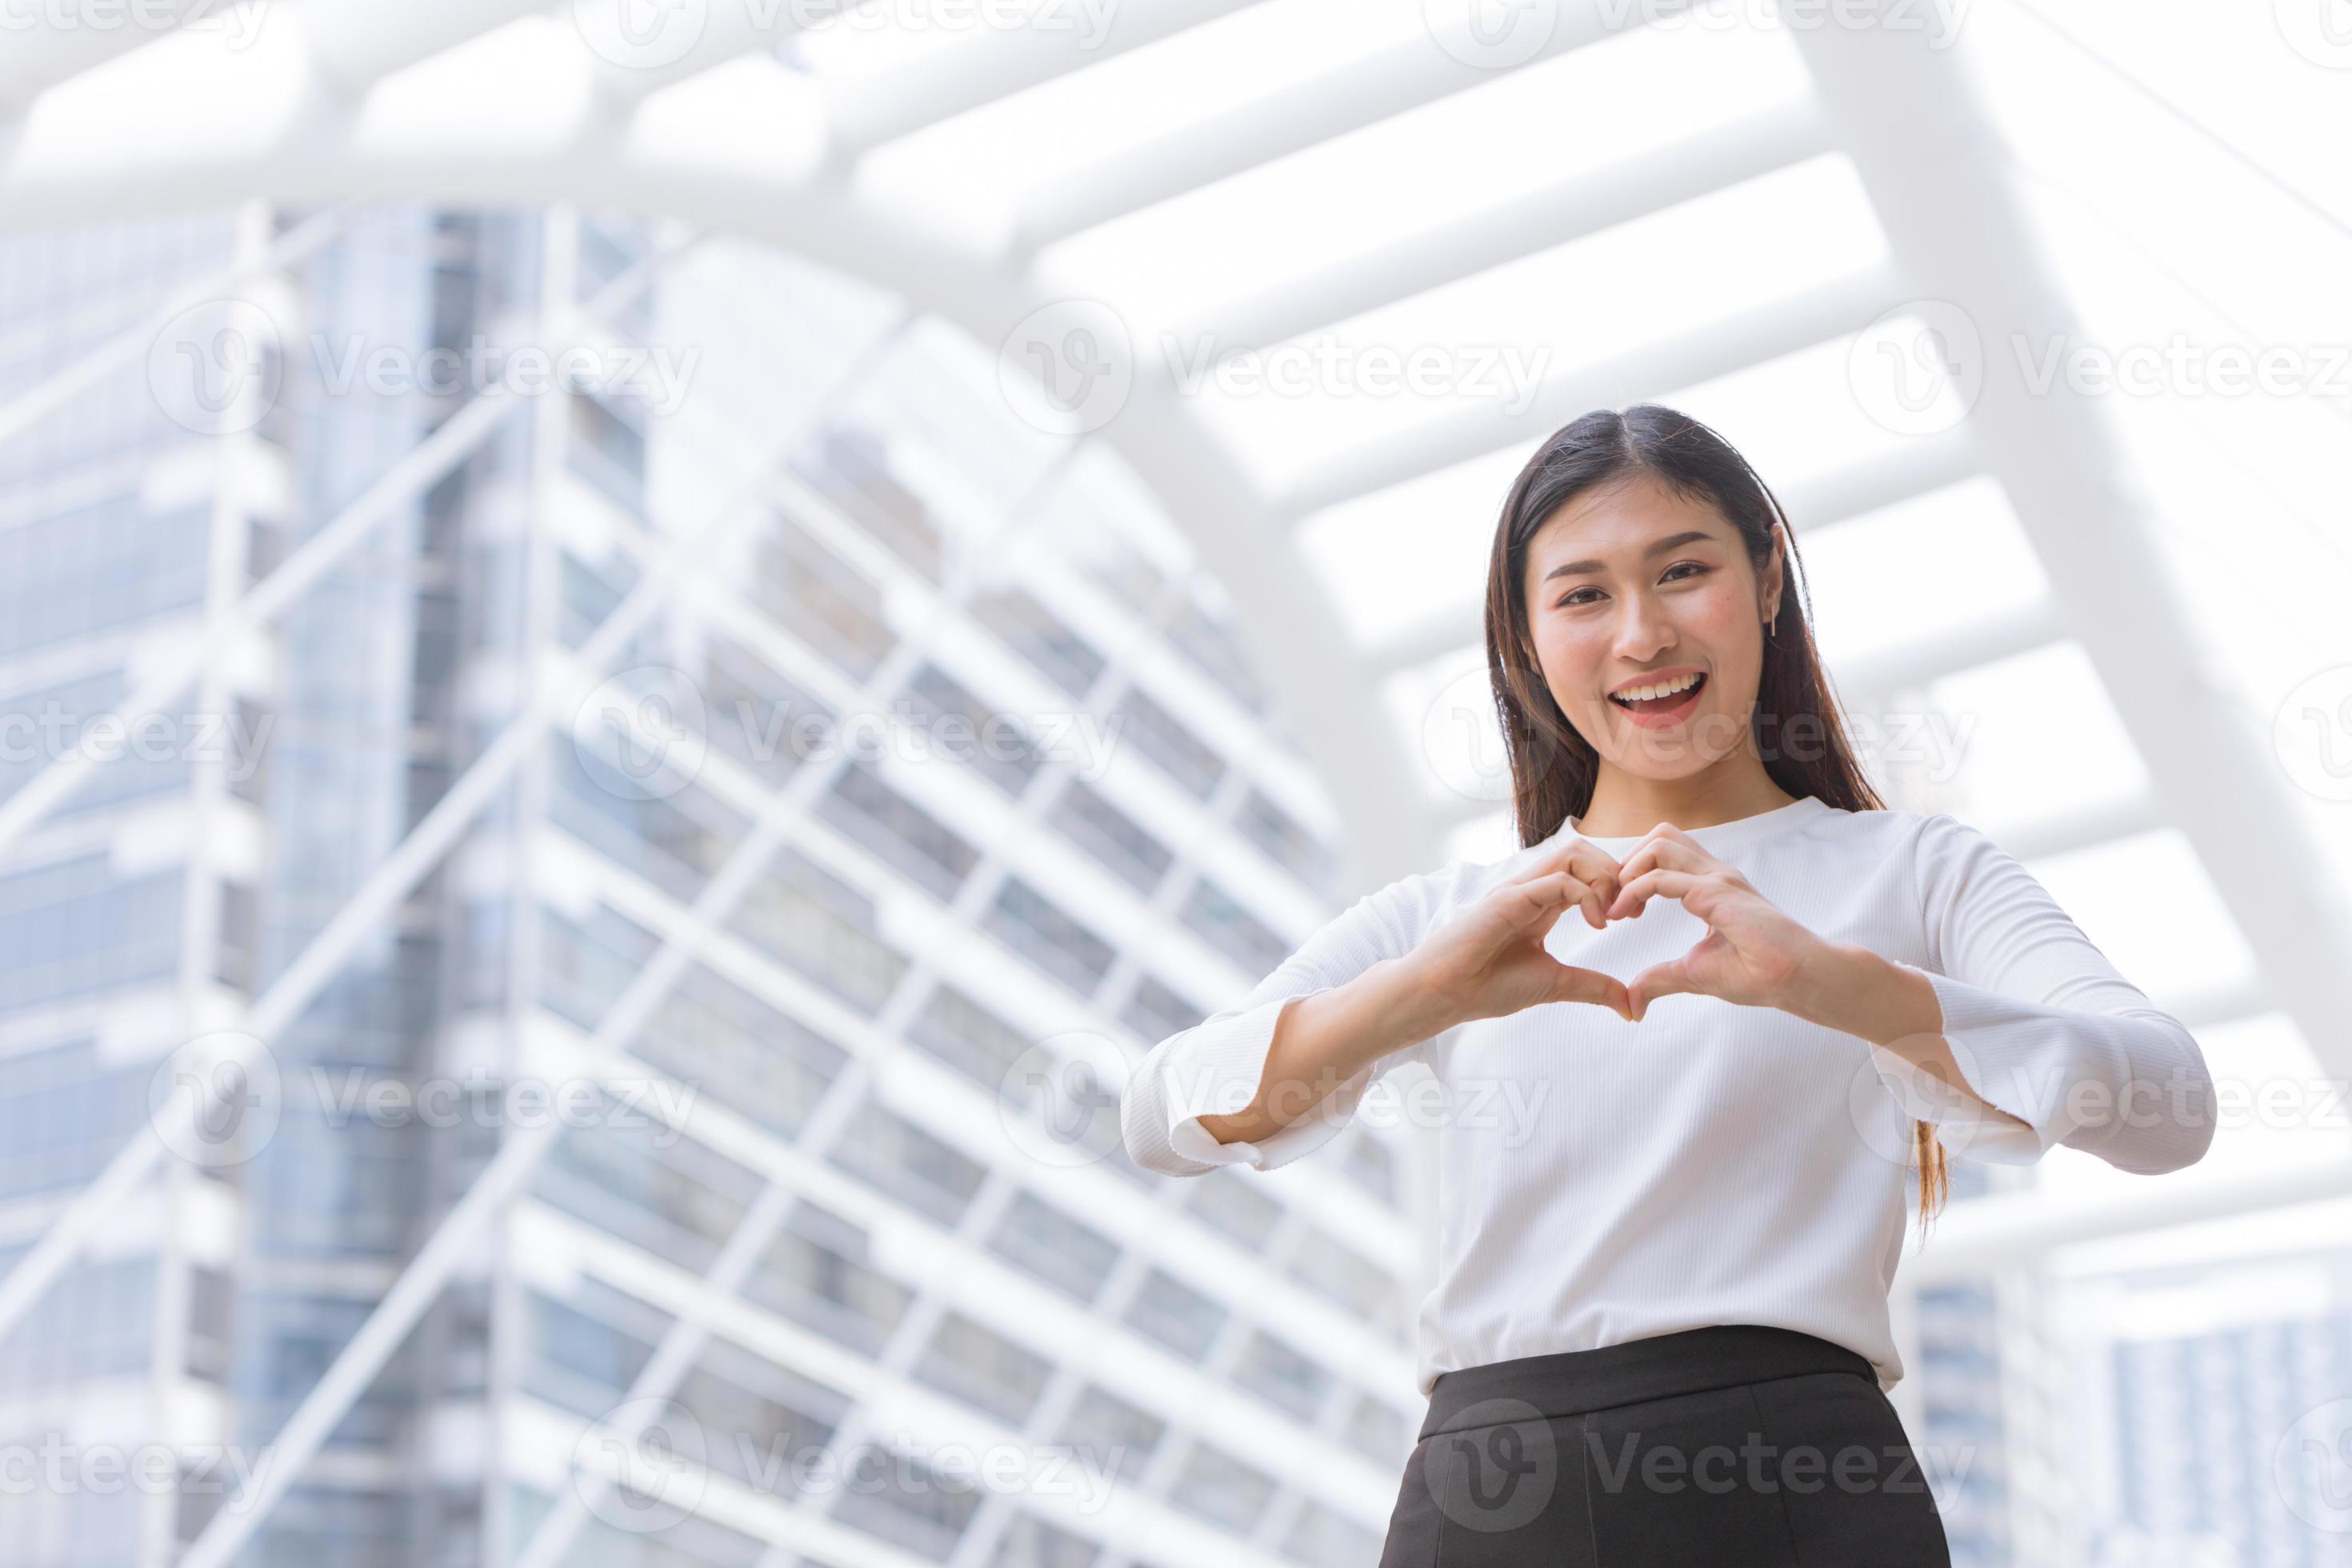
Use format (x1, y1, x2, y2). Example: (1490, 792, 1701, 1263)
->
(1613, 834, 1715, 889)
(1494, 872, 1583, 937)
(1606, 866, 1703, 919)
(1626, 959, 1696, 1022)
(1510, 836, 1623, 902)
(1500, 868, 1614, 936)
(1549, 962, 1632, 1022)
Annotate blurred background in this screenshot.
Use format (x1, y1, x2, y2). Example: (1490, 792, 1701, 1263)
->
(0, 1, 2349, 1565)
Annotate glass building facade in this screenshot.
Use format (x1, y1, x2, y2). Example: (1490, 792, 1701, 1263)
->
(0, 206, 1422, 1567)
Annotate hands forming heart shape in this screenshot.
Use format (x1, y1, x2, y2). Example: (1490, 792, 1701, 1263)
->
(1410, 827, 1831, 1028)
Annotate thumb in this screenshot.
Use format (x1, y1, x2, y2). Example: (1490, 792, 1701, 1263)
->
(1549, 962, 1631, 1022)
(1626, 960, 1695, 1023)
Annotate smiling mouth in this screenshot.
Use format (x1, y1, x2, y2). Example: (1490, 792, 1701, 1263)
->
(1609, 673, 1706, 715)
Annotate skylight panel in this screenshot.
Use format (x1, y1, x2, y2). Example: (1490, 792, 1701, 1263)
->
(1295, 444, 1530, 650)
(1919, 640, 2149, 834)
(859, 0, 1420, 216)
(1661, 331, 1952, 499)
(2026, 825, 2257, 1002)
(1802, 477, 2050, 674)
(1037, 15, 1813, 334)
(1188, 154, 1887, 494)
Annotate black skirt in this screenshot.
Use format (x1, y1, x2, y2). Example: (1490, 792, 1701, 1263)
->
(1378, 1325, 1952, 1566)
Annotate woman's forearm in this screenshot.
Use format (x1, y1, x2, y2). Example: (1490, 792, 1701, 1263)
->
(1786, 940, 2030, 1129)
(1195, 957, 1461, 1148)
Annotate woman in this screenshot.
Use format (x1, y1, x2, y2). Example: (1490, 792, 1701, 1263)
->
(1118, 405, 2217, 1566)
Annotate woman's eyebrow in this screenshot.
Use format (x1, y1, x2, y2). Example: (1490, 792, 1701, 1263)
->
(1542, 530, 1718, 582)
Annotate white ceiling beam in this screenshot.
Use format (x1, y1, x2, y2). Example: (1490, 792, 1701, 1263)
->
(1794, 6, 2352, 1077)
(1990, 786, 2166, 864)
(1838, 594, 2065, 703)
(299, 0, 551, 94)
(1906, 1157, 2352, 1283)
(1009, 0, 1694, 254)
(1775, 427, 1979, 534)
(0, 0, 213, 114)
(590, 0, 821, 104)
(1198, 102, 1837, 358)
(824, 0, 1268, 161)
(1277, 263, 1910, 519)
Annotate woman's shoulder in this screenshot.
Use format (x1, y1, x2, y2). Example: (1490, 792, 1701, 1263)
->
(1344, 837, 1536, 937)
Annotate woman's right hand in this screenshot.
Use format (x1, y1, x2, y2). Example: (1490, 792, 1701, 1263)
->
(1405, 839, 1634, 1027)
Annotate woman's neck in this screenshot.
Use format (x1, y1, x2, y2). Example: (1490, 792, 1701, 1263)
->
(1576, 762, 1799, 838)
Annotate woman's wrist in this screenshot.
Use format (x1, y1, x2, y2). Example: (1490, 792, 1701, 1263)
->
(1364, 954, 1469, 1051)
(1782, 938, 1943, 1051)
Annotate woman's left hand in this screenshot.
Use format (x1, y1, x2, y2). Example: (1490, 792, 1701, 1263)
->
(1603, 826, 1834, 1022)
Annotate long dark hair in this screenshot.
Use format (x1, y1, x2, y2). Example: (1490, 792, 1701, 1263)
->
(1481, 403, 1948, 1229)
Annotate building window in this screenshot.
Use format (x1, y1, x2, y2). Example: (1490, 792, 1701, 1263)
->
(1234, 1328, 1334, 1423)
(1178, 877, 1290, 977)
(1050, 779, 1172, 894)
(817, 760, 979, 900)
(1122, 1269, 1227, 1363)
(748, 1201, 914, 1357)
(1111, 685, 1224, 799)
(985, 1191, 1120, 1306)
(972, 585, 1104, 698)
(914, 1311, 1053, 1426)
(984, 878, 1114, 998)
(1170, 1442, 1277, 1534)
(825, 1099, 986, 1226)
(1119, 974, 1205, 1046)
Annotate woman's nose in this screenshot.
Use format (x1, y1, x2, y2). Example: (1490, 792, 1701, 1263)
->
(1612, 594, 1674, 658)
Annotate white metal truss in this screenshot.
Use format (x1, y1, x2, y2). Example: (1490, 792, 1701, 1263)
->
(0, 0, 2347, 1560)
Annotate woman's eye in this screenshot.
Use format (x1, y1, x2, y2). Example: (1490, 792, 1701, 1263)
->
(1556, 589, 1597, 609)
(1662, 562, 1707, 582)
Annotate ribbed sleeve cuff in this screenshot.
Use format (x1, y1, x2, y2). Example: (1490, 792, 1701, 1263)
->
(1854, 963, 2116, 1165)
(1156, 990, 1362, 1173)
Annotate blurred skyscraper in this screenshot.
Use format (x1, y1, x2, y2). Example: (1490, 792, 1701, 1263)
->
(0, 206, 1425, 1568)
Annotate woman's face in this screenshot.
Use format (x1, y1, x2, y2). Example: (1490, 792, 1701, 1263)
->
(1519, 474, 1783, 778)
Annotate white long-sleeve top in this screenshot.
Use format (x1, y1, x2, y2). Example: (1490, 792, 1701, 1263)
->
(1119, 794, 2216, 1395)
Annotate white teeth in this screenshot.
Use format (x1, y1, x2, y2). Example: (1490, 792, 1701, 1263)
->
(1614, 672, 1702, 704)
